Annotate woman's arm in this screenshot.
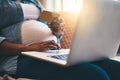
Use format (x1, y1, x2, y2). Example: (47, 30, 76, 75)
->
(0, 40, 60, 55)
(0, 0, 24, 29)
(0, 41, 28, 55)
(0, 0, 44, 29)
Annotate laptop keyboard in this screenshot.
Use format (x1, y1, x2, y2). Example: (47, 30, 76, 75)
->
(49, 54, 68, 60)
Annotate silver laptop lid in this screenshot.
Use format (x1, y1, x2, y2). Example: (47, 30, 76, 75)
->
(67, 0, 120, 65)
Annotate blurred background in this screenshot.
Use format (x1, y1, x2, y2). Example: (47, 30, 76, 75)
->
(39, 0, 83, 12)
(39, 0, 120, 53)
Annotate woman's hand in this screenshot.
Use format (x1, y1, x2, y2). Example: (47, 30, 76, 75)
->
(27, 40, 60, 51)
(48, 17, 65, 37)
(0, 40, 60, 55)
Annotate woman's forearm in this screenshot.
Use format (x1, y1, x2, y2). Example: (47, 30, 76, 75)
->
(0, 41, 29, 55)
(0, 40, 60, 55)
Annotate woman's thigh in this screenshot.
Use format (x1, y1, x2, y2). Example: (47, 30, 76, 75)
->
(17, 55, 110, 80)
(21, 20, 57, 45)
(93, 58, 120, 80)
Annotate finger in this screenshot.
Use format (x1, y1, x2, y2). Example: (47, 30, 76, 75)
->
(40, 40, 59, 48)
(47, 45, 58, 49)
(48, 40, 60, 49)
(42, 43, 59, 50)
(52, 41, 60, 49)
(39, 40, 54, 45)
(34, 41, 54, 48)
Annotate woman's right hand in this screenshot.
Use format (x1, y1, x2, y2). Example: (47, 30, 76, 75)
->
(27, 40, 60, 51)
(0, 40, 60, 55)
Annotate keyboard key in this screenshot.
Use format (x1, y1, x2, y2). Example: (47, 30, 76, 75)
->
(49, 54, 68, 60)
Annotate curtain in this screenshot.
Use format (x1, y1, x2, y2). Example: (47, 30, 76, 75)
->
(39, 0, 83, 12)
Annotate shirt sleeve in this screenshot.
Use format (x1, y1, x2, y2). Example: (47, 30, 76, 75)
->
(0, 37, 6, 43)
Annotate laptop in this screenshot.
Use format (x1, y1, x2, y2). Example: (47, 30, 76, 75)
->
(21, 0, 120, 66)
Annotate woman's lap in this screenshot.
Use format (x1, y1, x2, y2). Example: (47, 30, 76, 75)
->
(93, 59, 120, 80)
(17, 56, 120, 80)
(17, 55, 110, 80)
